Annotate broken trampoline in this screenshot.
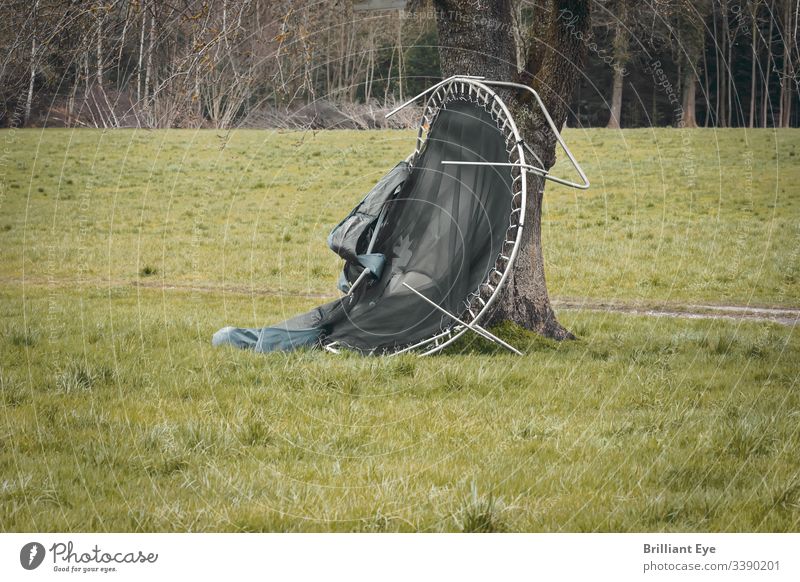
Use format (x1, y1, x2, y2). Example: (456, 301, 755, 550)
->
(212, 76, 589, 356)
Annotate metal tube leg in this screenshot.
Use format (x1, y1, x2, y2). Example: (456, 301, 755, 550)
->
(401, 283, 523, 355)
(346, 268, 371, 297)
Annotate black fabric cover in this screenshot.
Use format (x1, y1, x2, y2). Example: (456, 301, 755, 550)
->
(328, 161, 409, 264)
(328, 161, 409, 292)
(218, 99, 514, 354)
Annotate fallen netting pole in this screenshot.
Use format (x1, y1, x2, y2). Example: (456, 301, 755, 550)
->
(346, 268, 371, 297)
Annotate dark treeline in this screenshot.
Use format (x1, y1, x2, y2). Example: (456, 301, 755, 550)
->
(1, 0, 797, 129)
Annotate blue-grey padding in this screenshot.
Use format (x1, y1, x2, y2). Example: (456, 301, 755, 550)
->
(356, 253, 386, 279)
(336, 254, 385, 293)
(252, 302, 337, 352)
(254, 327, 323, 353)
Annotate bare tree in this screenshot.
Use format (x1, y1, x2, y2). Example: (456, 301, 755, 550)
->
(778, 0, 796, 127)
(137, 0, 146, 104)
(604, 0, 630, 128)
(3, 0, 797, 130)
(24, 0, 41, 125)
(762, 0, 776, 126)
(680, 1, 709, 128)
(749, 0, 761, 127)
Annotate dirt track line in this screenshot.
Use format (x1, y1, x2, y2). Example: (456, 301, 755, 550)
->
(552, 299, 800, 326)
(0, 277, 333, 299)
(2, 277, 798, 325)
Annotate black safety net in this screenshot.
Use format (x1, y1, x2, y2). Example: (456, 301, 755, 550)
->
(213, 98, 514, 354)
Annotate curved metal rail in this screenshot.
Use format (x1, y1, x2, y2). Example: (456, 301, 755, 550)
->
(387, 76, 590, 190)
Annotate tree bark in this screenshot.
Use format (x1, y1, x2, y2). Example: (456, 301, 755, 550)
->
(762, 0, 775, 127)
(607, 0, 628, 130)
(677, 2, 705, 131)
(96, 7, 104, 88)
(116, 0, 131, 93)
(703, 42, 711, 127)
(681, 69, 697, 127)
(24, 16, 36, 126)
(723, 0, 739, 127)
(431, 0, 589, 340)
(144, 4, 155, 104)
(607, 66, 624, 128)
(511, 0, 526, 73)
(749, 1, 759, 128)
(779, 0, 794, 127)
(714, 5, 722, 126)
(365, 29, 375, 103)
(137, 0, 146, 104)
(719, 3, 730, 126)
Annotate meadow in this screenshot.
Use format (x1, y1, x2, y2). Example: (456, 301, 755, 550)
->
(0, 127, 798, 531)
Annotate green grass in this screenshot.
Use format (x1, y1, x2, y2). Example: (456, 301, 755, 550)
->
(1, 127, 798, 305)
(0, 128, 799, 532)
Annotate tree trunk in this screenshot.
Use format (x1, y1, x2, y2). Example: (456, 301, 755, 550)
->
(25, 23, 36, 126)
(68, 64, 79, 126)
(682, 68, 697, 127)
(144, 5, 155, 104)
(96, 9, 104, 88)
(606, 56, 624, 129)
(384, 44, 395, 105)
(397, 16, 404, 102)
(779, 0, 794, 127)
(365, 29, 375, 103)
(762, 0, 775, 127)
(432, 0, 590, 340)
(720, 4, 729, 126)
(607, 66, 624, 129)
(511, 0, 526, 73)
(116, 1, 131, 92)
(714, 5, 722, 126)
(703, 42, 711, 127)
(83, 46, 90, 95)
(749, 1, 759, 128)
(725, 6, 734, 126)
(137, 0, 146, 103)
(790, 0, 798, 126)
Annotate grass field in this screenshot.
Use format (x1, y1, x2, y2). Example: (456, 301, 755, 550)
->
(1, 127, 799, 532)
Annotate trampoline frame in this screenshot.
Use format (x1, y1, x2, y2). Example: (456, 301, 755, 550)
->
(324, 75, 588, 356)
